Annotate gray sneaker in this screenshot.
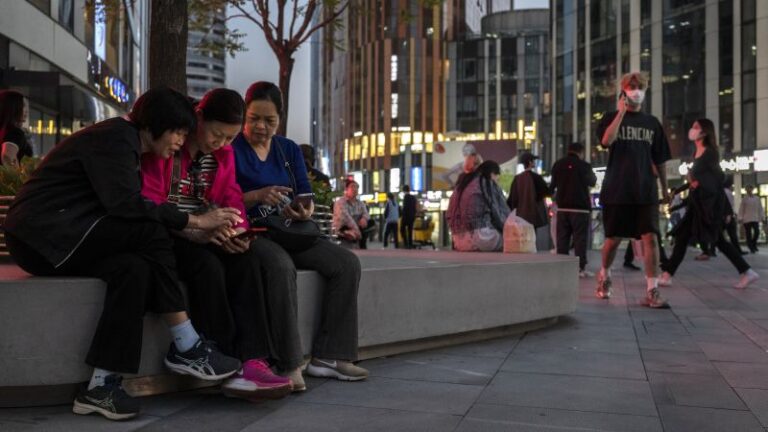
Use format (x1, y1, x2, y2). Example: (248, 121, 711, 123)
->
(596, 274, 612, 299)
(643, 288, 669, 309)
(305, 358, 369, 381)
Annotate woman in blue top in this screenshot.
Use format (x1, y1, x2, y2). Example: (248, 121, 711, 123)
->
(233, 82, 368, 390)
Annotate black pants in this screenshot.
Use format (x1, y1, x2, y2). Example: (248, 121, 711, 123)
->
(400, 219, 414, 248)
(383, 222, 399, 248)
(6, 218, 186, 373)
(248, 238, 361, 370)
(172, 238, 270, 361)
(358, 219, 376, 249)
(725, 218, 743, 252)
(744, 222, 760, 252)
(556, 211, 589, 271)
(663, 219, 750, 276)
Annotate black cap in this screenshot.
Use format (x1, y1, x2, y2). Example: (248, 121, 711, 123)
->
(519, 152, 538, 167)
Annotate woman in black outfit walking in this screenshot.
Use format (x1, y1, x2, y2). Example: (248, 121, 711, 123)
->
(659, 118, 759, 289)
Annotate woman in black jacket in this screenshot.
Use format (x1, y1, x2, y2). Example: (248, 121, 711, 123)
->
(659, 118, 758, 289)
(3, 88, 243, 421)
(0, 89, 33, 167)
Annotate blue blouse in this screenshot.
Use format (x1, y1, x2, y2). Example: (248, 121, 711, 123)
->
(232, 133, 312, 217)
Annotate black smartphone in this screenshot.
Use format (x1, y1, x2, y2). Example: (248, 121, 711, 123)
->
(291, 193, 314, 211)
(618, 90, 626, 101)
(234, 227, 267, 241)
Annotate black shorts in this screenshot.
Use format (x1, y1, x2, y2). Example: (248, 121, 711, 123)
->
(602, 204, 659, 239)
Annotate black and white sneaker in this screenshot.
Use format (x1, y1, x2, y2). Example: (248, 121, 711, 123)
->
(72, 375, 139, 421)
(164, 337, 241, 380)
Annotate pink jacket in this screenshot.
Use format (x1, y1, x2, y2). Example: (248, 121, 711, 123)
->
(141, 144, 249, 229)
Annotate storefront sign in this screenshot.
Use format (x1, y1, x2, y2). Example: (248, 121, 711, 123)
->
(678, 155, 754, 176)
(753, 149, 768, 172)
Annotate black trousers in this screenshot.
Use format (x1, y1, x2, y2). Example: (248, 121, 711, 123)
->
(725, 218, 743, 252)
(623, 232, 669, 266)
(744, 222, 760, 252)
(6, 218, 186, 373)
(383, 222, 399, 248)
(248, 238, 361, 370)
(556, 211, 589, 271)
(663, 220, 750, 276)
(172, 238, 270, 361)
(400, 219, 414, 248)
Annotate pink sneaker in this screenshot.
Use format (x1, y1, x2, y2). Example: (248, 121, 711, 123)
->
(222, 359, 292, 399)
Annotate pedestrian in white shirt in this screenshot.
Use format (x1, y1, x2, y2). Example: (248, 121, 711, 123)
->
(739, 185, 764, 253)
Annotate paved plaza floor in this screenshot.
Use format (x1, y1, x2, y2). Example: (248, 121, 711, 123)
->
(4, 247, 768, 431)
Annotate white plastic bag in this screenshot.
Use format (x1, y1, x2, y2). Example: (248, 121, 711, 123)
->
(503, 211, 537, 253)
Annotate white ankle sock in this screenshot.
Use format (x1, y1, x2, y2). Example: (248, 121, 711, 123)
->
(169, 320, 200, 353)
(88, 368, 114, 390)
(646, 277, 658, 292)
(600, 268, 611, 279)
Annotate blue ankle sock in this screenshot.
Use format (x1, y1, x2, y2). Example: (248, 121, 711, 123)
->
(169, 320, 200, 353)
(88, 368, 114, 390)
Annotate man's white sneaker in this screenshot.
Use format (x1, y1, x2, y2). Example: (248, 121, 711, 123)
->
(579, 270, 594, 278)
(735, 269, 759, 289)
(658, 271, 672, 287)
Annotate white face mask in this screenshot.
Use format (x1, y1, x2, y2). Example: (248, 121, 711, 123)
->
(688, 128, 703, 142)
(625, 89, 646, 105)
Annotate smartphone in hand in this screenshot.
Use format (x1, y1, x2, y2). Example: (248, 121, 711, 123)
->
(234, 227, 267, 241)
(291, 193, 314, 211)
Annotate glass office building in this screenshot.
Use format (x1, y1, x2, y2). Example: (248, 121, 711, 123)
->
(551, 0, 768, 196)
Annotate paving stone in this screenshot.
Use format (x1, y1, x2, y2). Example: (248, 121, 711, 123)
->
(363, 352, 504, 385)
(502, 348, 646, 380)
(297, 377, 484, 415)
(642, 349, 719, 375)
(479, 372, 657, 416)
(714, 362, 768, 389)
(647, 372, 746, 410)
(456, 403, 662, 432)
(240, 401, 461, 432)
(657, 405, 763, 432)
(417, 335, 519, 359)
(736, 388, 768, 427)
(0, 405, 159, 431)
(697, 341, 768, 363)
(514, 331, 641, 356)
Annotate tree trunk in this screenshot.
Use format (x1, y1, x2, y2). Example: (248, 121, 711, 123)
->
(149, 0, 188, 92)
(277, 55, 296, 137)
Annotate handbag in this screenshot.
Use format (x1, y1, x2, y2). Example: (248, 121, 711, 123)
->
(249, 141, 322, 252)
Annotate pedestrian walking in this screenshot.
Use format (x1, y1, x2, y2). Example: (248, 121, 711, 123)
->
(507, 152, 549, 229)
(550, 142, 597, 277)
(401, 184, 417, 248)
(0, 90, 33, 168)
(659, 119, 759, 289)
(723, 176, 747, 254)
(594, 71, 672, 308)
(739, 185, 763, 253)
(383, 192, 400, 248)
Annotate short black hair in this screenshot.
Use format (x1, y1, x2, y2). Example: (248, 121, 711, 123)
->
(568, 142, 585, 153)
(300, 144, 316, 166)
(345, 178, 358, 189)
(244, 81, 283, 119)
(198, 88, 245, 125)
(403, 184, 410, 192)
(129, 87, 195, 139)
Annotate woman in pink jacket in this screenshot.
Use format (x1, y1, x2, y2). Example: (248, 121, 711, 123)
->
(141, 88, 292, 399)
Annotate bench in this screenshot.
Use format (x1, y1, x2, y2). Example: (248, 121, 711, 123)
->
(0, 250, 578, 407)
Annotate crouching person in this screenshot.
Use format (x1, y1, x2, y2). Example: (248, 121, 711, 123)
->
(141, 88, 293, 398)
(447, 161, 510, 251)
(3, 88, 242, 420)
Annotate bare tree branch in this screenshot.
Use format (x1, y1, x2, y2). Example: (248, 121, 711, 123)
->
(288, 0, 300, 39)
(295, 1, 348, 48)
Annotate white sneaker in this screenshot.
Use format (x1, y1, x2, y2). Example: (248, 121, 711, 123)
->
(579, 270, 594, 278)
(735, 269, 759, 289)
(658, 272, 672, 287)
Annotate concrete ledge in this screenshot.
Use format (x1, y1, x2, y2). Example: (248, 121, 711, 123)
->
(0, 250, 578, 406)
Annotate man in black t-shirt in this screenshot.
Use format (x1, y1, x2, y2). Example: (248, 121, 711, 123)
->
(595, 72, 671, 308)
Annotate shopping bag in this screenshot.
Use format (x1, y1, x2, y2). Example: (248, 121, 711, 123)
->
(503, 211, 537, 253)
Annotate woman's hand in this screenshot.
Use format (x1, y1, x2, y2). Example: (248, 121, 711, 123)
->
(208, 225, 239, 246)
(282, 200, 314, 221)
(246, 186, 293, 206)
(219, 234, 251, 254)
(189, 207, 243, 230)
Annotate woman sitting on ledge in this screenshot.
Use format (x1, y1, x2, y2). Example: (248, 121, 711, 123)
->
(3, 87, 242, 421)
(447, 160, 510, 252)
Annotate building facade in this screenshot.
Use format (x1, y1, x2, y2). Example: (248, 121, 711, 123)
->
(551, 0, 768, 195)
(315, 1, 467, 195)
(0, 0, 148, 155)
(447, 8, 550, 161)
(186, 10, 226, 101)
